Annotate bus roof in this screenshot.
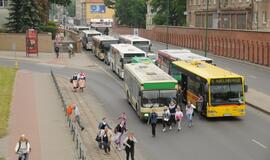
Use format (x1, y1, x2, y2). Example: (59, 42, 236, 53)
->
(172, 61, 243, 79)
(125, 63, 177, 85)
(119, 35, 151, 43)
(111, 44, 146, 54)
(82, 30, 102, 35)
(93, 35, 118, 42)
(158, 49, 212, 62)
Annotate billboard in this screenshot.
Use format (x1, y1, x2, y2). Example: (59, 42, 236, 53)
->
(90, 5, 106, 13)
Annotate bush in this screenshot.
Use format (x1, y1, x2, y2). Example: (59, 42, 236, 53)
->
(0, 28, 7, 33)
(39, 25, 57, 39)
(47, 21, 57, 27)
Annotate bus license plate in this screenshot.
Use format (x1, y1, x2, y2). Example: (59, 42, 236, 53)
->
(224, 114, 231, 117)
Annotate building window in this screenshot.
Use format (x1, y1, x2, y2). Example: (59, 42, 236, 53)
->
(262, 11, 267, 24)
(0, 0, 4, 7)
(237, 14, 246, 29)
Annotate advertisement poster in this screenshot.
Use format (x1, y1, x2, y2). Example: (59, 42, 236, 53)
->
(90, 5, 106, 13)
(26, 29, 38, 56)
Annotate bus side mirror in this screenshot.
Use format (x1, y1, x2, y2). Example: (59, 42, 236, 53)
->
(138, 91, 142, 96)
(244, 85, 248, 93)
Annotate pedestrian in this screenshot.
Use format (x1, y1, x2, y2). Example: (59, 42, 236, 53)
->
(98, 117, 112, 130)
(148, 109, 158, 137)
(117, 112, 127, 127)
(15, 134, 31, 160)
(123, 132, 137, 160)
(104, 27, 109, 35)
(168, 99, 177, 128)
(176, 86, 183, 109)
(114, 121, 127, 150)
(186, 101, 194, 128)
(66, 104, 73, 117)
(162, 108, 171, 132)
(100, 127, 113, 154)
(175, 107, 183, 131)
(54, 45, 60, 59)
(197, 94, 204, 116)
(71, 72, 78, 92)
(73, 104, 85, 131)
(78, 72, 86, 92)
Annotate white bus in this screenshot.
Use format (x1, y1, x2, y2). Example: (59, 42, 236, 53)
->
(110, 44, 146, 79)
(119, 35, 152, 53)
(81, 30, 102, 50)
(157, 49, 213, 75)
(124, 63, 177, 120)
(92, 35, 119, 63)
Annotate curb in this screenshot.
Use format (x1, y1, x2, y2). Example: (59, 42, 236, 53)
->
(246, 102, 270, 115)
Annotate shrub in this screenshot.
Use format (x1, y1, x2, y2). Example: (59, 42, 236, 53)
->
(39, 25, 57, 39)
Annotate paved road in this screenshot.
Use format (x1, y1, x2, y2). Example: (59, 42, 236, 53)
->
(0, 55, 269, 160)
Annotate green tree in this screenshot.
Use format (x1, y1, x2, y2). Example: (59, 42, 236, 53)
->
(5, 0, 23, 32)
(49, 0, 71, 6)
(20, 0, 41, 32)
(115, 0, 147, 28)
(104, 0, 115, 9)
(66, 0, 75, 17)
(151, 0, 186, 26)
(6, 0, 41, 32)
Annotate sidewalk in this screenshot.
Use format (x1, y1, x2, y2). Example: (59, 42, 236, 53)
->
(0, 51, 94, 69)
(6, 70, 77, 160)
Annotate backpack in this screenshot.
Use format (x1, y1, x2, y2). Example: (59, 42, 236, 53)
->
(17, 140, 31, 152)
(66, 106, 73, 116)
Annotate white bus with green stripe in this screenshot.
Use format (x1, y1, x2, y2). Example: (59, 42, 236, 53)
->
(124, 63, 177, 120)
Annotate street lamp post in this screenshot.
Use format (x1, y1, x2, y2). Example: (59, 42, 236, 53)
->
(204, 0, 209, 57)
(166, 0, 170, 49)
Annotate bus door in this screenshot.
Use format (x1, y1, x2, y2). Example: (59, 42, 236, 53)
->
(181, 74, 188, 103)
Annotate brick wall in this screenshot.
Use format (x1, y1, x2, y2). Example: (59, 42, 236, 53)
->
(113, 26, 270, 67)
(0, 33, 53, 53)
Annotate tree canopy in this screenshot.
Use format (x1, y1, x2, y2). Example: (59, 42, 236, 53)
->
(6, 0, 41, 32)
(151, 0, 186, 26)
(49, 0, 71, 6)
(115, 0, 147, 28)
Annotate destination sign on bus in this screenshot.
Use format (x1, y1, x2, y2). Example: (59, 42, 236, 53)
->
(211, 78, 242, 85)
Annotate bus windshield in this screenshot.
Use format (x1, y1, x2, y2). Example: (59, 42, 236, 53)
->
(142, 90, 176, 108)
(133, 41, 150, 52)
(100, 41, 118, 52)
(210, 79, 244, 106)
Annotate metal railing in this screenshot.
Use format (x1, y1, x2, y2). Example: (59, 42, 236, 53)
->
(50, 69, 88, 160)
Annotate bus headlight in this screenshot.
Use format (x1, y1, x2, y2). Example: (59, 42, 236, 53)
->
(144, 113, 149, 117)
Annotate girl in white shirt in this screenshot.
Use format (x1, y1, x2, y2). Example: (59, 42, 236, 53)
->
(175, 107, 183, 131)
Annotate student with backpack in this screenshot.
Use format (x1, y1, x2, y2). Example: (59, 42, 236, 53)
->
(15, 134, 31, 160)
(148, 109, 158, 137)
(175, 107, 183, 131)
(162, 108, 171, 132)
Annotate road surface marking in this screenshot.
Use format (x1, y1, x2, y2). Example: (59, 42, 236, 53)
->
(252, 139, 267, 149)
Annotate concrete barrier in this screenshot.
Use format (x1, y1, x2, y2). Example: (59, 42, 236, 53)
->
(0, 32, 53, 53)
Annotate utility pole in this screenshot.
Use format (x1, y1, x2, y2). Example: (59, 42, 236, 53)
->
(166, 0, 170, 49)
(204, 0, 209, 57)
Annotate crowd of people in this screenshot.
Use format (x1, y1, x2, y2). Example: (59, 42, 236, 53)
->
(95, 112, 137, 160)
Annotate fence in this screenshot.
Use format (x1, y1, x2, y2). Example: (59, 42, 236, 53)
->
(113, 26, 270, 67)
(50, 69, 87, 160)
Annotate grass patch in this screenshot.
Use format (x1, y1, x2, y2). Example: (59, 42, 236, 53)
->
(0, 157, 5, 160)
(0, 66, 16, 138)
